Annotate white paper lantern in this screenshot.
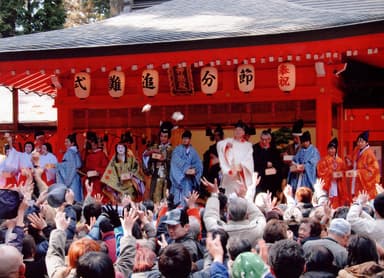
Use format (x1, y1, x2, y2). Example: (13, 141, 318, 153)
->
(277, 63, 296, 92)
(237, 64, 255, 92)
(142, 69, 159, 97)
(74, 72, 91, 99)
(200, 66, 218, 95)
(108, 70, 125, 98)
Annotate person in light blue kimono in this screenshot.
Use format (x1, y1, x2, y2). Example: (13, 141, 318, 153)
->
(288, 131, 320, 193)
(170, 130, 203, 207)
(56, 133, 83, 202)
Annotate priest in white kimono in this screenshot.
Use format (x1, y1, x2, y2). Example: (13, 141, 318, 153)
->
(217, 121, 254, 196)
(170, 130, 203, 207)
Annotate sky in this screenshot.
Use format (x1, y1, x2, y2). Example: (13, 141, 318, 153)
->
(0, 86, 57, 123)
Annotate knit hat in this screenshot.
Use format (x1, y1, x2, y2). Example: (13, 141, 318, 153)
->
(328, 218, 351, 236)
(357, 130, 369, 142)
(232, 252, 269, 278)
(374, 193, 384, 218)
(181, 130, 192, 139)
(47, 183, 68, 208)
(292, 119, 304, 136)
(300, 131, 311, 142)
(327, 138, 338, 150)
(0, 189, 23, 219)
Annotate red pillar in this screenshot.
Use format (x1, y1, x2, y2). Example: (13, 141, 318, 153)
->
(55, 88, 71, 161)
(316, 92, 332, 156)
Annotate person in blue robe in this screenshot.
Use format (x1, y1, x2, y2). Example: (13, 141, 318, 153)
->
(170, 130, 203, 207)
(56, 134, 83, 202)
(288, 131, 320, 192)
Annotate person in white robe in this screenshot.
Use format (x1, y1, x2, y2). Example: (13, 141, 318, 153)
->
(0, 133, 20, 187)
(217, 121, 254, 196)
(39, 142, 58, 185)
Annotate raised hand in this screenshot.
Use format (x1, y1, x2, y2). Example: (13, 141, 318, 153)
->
(252, 172, 261, 188)
(85, 179, 93, 197)
(376, 183, 384, 195)
(313, 178, 325, 193)
(121, 194, 132, 207)
(356, 190, 369, 204)
(157, 233, 168, 249)
(103, 204, 121, 228)
(19, 180, 33, 202)
(27, 213, 47, 231)
(55, 211, 70, 231)
(201, 177, 219, 193)
(85, 216, 97, 232)
(121, 207, 138, 237)
(235, 181, 247, 198)
(94, 193, 104, 204)
(206, 233, 224, 263)
(185, 190, 200, 208)
(65, 189, 75, 205)
(283, 184, 293, 199)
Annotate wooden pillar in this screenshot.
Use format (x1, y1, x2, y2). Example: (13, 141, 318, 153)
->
(316, 92, 332, 156)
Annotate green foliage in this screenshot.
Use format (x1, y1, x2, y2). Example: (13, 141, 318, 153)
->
(0, 0, 24, 37)
(82, 0, 110, 23)
(17, 0, 66, 34)
(272, 126, 292, 151)
(1, 0, 117, 37)
(0, 0, 66, 37)
(92, 0, 110, 18)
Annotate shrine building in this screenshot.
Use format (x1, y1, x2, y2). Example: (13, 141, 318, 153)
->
(0, 0, 383, 173)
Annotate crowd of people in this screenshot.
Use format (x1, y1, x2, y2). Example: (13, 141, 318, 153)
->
(0, 119, 382, 278)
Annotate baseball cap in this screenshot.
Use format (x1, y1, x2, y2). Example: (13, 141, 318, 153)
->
(163, 208, 188, 226)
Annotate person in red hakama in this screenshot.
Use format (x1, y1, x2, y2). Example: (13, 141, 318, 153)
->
(348, 130, 380, 200)
(83, 134, 109, 202)
(317, 138, 351, 208)
(0, 133, 20, 187)
(39, 142, 58, 186)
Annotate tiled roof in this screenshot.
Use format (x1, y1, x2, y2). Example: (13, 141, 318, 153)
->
(0, 0, 383, 54)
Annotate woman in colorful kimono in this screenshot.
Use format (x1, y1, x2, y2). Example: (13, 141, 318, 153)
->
(101, 142, 145, 202)
(56, 134, 83, 202)
(347, 130, 380, 200)
(317, 138, 351, 208)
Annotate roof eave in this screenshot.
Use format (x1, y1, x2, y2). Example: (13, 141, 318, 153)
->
(0, 20, 383, 62)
